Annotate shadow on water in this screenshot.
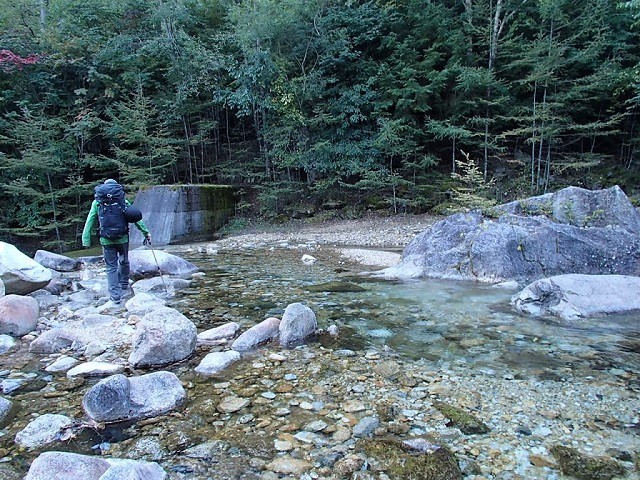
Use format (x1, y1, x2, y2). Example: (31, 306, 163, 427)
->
(175, 245, 640, 381)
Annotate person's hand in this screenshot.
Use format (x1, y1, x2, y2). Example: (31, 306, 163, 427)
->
(144, 234, 151, 245)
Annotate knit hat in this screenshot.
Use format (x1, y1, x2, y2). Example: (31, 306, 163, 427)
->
(104, 179, 117, 184)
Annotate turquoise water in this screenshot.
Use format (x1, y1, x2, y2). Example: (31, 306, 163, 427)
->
(175, 245, 640, 384)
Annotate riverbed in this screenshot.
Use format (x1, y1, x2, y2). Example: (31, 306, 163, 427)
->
(1, 214, 639, 479)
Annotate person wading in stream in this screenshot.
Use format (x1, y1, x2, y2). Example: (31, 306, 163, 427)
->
(82, 179, 151, 309)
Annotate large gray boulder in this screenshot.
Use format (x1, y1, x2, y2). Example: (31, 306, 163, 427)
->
(0, 242, 52, 295)
(24, 451, 166, 480)
(83, 371, 186, 423)
(231, 317, 281, 352)
(279, 303, 317, 346)
(383, 186, 640, 284)
(128, 249, 199, 280)
(513, 274, 640, 320)
(34, 250, 82, 272)
(128, 307, 197, 367)
(0, 294, 39, 336)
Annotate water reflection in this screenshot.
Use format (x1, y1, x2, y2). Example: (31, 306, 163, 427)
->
(175, 245, 640, 383)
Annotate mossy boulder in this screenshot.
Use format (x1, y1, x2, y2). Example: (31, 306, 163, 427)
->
(433, 401, 490, 435)
(358, 438, 462, 480)
(550, 445, 627, 480)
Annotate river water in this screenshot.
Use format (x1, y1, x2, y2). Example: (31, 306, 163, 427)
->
(2, 242, 639, 479)
(176, 244, 640, 383)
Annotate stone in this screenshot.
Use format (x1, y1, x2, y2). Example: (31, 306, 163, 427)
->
(0, 334, 17, 354)
(128, 249, 199, 280)
(217, 396, 250, 413)
(0, 294, 39, 336)
(231, 317, 280, 351)
(66, 362, 125, 378)
(197, 322, 240, 345)
(279, 302, 317, 346)
(550, 445, 626, 479)
(128, 307, 197, 367)
(124, 291, 167, 315)
(132, 276, 191, 298)
(29, 318, 133, 354)
(24, 451, 167, 480)
(195, 350, 241, 375)
(359, 438, 462, 480)
(24, 452, 109, 480)
(0, 395, 15, 428)
(266, 456, 313, 476)
(353, 416, 380, 438)
(14, 413, 76, 450)
(83, 371, 186, 423)
(513, 274, 640, 320)
(100, 459, 167, 480)
(0, 242, 52, 295)
(82, 374, 131, 422)
(30, 289, 59, 309)
(45, 356, 80, 373)
(383, 186, 640, 284)
(301, 254, 317, 265)
(34, 250, 82, 272)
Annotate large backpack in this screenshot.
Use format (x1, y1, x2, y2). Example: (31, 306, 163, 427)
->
(95, 182, 128, 239)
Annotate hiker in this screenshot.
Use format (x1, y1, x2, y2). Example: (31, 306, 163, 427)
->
(82, 179, 151, 307)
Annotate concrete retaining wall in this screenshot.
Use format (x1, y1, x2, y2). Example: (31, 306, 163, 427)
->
(129, 185, 235, 246)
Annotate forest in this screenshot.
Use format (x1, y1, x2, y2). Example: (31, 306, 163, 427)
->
(0, 0, 639, 252)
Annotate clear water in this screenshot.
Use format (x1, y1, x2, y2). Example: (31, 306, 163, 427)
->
(175, 245, 640, 383)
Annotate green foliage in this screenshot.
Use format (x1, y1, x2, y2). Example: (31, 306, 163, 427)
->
(444, 151, 497, 213)
(0, 0, 639, 249)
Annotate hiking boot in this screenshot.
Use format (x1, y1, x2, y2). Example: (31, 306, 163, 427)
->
(97, 299, 123, 313)
(121, 288, 135, 300)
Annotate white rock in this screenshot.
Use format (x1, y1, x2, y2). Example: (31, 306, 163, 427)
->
(67, 362, 125, 378)
(15, 413, 75, 450)
(194, 350, 241, 375)
(45, 356, 80, 373)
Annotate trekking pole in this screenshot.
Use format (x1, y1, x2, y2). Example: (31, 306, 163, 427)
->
(144, 237, 169, 295)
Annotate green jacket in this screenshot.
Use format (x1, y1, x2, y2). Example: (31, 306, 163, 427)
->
(82, 199, 150, 247)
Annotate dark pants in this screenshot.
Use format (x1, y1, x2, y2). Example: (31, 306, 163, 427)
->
(102, 242, 130, 301)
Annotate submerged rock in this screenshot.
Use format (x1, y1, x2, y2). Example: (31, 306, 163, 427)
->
(433, 401, 490, 435)
(550, 445, 626, 480)
(359, 438, 462, 480)
(513, 274, 640, 320)
(305, 281, 366, 293)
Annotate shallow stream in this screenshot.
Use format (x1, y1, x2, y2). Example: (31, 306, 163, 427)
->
(2, 242, 639, 479)
(177, 244, 640, 384)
